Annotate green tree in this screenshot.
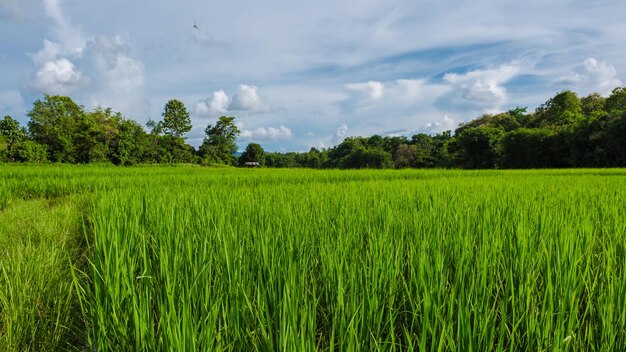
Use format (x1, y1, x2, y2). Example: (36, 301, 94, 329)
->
(113, 119, 154, 165)
(76, 107, 121, 163)
(455, 127, 504, 169)
(239, 143, 265, 166)
(0, 115, 26, 160)
(410, 133, 436, 167)
(501, 128, 558, 168)
(199, 116, 240, 165)
(27, 95, 86, 163)
(12, 141, 48, 163)
(394, 144, 417, 168)
(160, 99, 191, 138)
(581, 92, 607, 118)
(605, 87, 626, 114)
(535, 90, 584, 128)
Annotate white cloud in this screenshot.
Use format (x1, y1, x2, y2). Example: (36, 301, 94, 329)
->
(42, 0, 85, 55)
(332, 123, 349, 144)
(556, 58, 622, 95)
(229, 84, 272, 112)
(31, 58, 86, 95)
(27, 3, 146, 118)
(240, 125, 292, 141)
(443, 64, 521, 108)
(336, 123, 348, 137)
(419, 115, 457, 134)
(195, 90, 229, 116)
(345, 81, 385, 100)
(83, 35, 145, 115)
(29, 40, 63, 65)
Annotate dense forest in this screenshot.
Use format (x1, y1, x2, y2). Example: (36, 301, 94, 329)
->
(1, 87, 625, 169)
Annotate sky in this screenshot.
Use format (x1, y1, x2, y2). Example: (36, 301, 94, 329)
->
(1, 0, 625, 151)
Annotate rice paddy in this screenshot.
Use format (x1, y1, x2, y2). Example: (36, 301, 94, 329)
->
(1, 165, 625, 351)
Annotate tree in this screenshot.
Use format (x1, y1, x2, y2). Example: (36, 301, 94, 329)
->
(113, 119, 153, 165)
(501, 128, 558, 168)
(160, 99, 191, 138)
(535, 90, 583, 128)
(239, 143, 265, 166)
(455, 127, 504, 169)
(199, 116, 240, 165)
(27, 95, 86, 163)
(410, 133, 436, 167)
(76, 107, 121, 163)
(605, 87, 626, 114)
(394, 144, 417, 168)
(0, 115, 26, 160)
(12, 141, 47, 163)
(581, 93, 606, 118)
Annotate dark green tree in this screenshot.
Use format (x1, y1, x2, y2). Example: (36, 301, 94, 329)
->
(0, 115, 27, 160)
(455, 127, 504, 169)
(394, 144, 417, 168)
(410, 133, 436, 167)
(501, 128, 558, 168)
(605, 87, 626, 114)
(581, 93, 607, 118)
(239, 143, 265, 166)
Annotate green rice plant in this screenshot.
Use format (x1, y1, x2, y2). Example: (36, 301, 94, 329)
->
(0, 197, 86, 351)
(80, 168, 626, 351)
(2, 166, 626, 350)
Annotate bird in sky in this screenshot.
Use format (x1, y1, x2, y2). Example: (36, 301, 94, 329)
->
(193, 19, 200, 31)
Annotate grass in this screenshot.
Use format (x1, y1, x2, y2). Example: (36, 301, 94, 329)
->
(1, 166, 626, 351)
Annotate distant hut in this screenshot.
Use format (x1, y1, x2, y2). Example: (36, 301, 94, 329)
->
(243, 161, 260, 168)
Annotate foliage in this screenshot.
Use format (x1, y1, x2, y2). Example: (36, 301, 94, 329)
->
(199, 116, 240, 165)
(11, 140, 48, 163)
(4, 166, 626, 350)
(160, 99, 192, 138)
(1, 88, 626, 168)
(27, 95, 86, 163)
(455, 127, 504, 169)
(239, 142, 265, 166)
(0, 116, 26, 159)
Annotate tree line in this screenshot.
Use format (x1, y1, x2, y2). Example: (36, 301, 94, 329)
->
(1, 87, 626, 169)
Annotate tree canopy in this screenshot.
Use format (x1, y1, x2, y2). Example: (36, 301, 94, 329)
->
(3, 88, 626, 169)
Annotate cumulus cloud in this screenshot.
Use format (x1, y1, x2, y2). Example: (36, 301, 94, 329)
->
(435, 63, 521, 113)
(556, 58, 622, 95)
(229, 84, 273, 112)
(83, 35, 145, 114)
(419, 115, 457, 134)
(332, 123, 349, 144)
(340, 78, 450, 113)
(345, 81, 385, 100)
(27, 0, 146, 118)
(444, 64, 520, 104)
(240, 125, 292, 141)
(195, 90, 229, 116)
(42, 0, 85, 55)
(31, 58, 87, 94)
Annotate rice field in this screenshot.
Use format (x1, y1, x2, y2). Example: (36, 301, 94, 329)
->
(1, 165, 625, 351)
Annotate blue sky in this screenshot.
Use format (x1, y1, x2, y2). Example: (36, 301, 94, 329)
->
(1, 0, 624, 151)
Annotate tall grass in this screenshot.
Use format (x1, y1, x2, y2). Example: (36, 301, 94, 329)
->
(1, 166, 625, 350)
(78, 168, 626, 351)
(0, 197, 86, 351)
